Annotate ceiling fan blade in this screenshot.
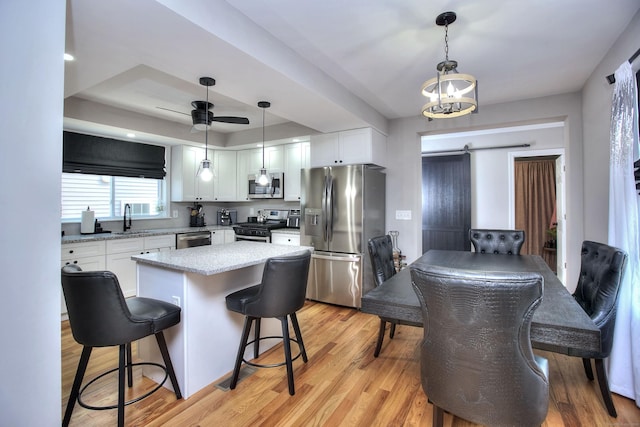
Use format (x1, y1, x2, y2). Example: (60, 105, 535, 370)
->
(212, 116, 250, 125)
(156, 106, 190, 116)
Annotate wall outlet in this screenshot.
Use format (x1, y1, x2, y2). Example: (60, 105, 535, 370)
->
(171, 296, 181, 307)
(172, 210, 178, 218)
(395, 210, 412, 220)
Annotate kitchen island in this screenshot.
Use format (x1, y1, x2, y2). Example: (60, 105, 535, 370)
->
(132, 241, 313, 399)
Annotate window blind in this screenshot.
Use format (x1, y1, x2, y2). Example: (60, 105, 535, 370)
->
(63, 131, 166, 179)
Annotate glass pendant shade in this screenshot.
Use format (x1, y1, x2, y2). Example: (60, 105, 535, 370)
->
(198, 158, 213, 182)
(257, 167, 270, 186)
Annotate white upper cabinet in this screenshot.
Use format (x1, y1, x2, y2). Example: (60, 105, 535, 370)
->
(212, 150, 237, 201)
(171, 145, 215, 202)
(284, 142, 310, 201)
(310, 128, 387, 168)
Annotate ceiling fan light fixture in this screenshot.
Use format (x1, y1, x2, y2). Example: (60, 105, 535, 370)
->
(421, 11, 478, 119)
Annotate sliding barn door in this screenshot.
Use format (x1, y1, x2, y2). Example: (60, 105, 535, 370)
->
(421, 154, 471, 254)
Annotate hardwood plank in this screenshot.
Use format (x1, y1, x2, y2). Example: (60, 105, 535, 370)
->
(62, 301, 640, 426)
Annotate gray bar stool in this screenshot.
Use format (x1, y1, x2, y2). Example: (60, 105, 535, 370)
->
(61, 265, 182, 427)
(225, 252, 311, 395)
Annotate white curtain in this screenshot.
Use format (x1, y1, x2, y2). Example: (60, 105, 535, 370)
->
(608, 61, 640, 407)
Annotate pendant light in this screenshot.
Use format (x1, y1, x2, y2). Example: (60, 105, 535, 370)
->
(421, 11, 478, 119)
(256, 101, 271, 186)
(197, 77, 215, 182)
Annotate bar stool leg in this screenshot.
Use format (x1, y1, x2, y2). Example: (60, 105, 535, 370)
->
(117, 344, 126, 427)
(254, 318, 261, 359)
(63, 346, 92, 427)
(126, 342, 133, 388)
(280, 316, 295, 395)
(155, 331, 182, 399)
(289, 312, 307, 363)
(230, 316, 254, 390)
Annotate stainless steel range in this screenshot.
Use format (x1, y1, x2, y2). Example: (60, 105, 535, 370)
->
(233, 209, 288, 243)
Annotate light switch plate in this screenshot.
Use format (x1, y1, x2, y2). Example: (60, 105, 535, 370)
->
(395, 210, 412, 220)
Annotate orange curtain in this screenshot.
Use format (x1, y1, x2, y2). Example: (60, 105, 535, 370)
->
(514, 158, 556, 259)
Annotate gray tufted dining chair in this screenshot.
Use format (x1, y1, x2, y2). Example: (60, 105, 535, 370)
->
(569, 240, 627, 417)
(410, 263, 549, 427)
(469, 228, 525, 255)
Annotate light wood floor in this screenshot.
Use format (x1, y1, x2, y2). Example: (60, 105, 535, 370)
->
(62, 300, 640, 426)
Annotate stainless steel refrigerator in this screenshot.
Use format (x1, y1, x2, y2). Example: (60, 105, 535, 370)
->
(301, 164, 385, 308)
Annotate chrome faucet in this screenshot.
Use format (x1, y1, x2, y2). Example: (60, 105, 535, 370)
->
(123, 203, 132, 232)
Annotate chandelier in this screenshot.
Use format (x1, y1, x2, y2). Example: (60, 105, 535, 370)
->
(421, 11, 478, 119)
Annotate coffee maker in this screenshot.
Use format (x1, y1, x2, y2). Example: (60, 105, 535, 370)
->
(217, 209, 237, 226)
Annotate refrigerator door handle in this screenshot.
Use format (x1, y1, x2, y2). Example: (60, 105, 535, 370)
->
(326, 173, 334, 241)
(321, 174, 329, 241)
(311, 253, 361, 262)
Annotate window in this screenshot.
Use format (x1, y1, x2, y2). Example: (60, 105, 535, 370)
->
(61, 173, 166, 221)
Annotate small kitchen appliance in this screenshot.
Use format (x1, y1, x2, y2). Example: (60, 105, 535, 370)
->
(287, 209, 301, 228)
(217, 209, 237, 226)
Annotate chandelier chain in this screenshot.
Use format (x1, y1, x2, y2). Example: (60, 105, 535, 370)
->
(444, 23, 449, 62)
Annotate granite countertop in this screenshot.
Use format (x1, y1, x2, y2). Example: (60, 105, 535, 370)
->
(61, 225, 234, 244)
(132, 241, 313, 276)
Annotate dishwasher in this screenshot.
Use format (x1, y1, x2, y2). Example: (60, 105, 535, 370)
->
(175, 231, 212, 249)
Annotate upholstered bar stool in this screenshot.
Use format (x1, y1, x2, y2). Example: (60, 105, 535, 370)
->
(469, 228, 525, 254)
(225, 252, 311, 395)
(61, 265, 182, 427)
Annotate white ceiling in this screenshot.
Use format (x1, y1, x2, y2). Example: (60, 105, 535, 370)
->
(63, 0, 640, 145)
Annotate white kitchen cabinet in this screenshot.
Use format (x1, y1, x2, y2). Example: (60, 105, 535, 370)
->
(213, 150, 237, 201)
(144, 234, 175, 252)
(271, 232, 300, 246)
(171, 145, 215, 202)
(61, 241, 107, 315)
(211, 229, 235, 245)
(310, 127, 387, 167)
(211, 229, 225, 245)
(106, 238, 145, 298)
(284, 142, 310, 201)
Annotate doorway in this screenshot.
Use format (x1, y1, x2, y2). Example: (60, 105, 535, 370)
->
(509, 150, 566, 282)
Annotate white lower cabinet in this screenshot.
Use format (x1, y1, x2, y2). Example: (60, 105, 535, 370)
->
(61, 241, 107, 315)
(212, 229, 236, 245)
(271, 233, 300, 246)
(106, 238, 145, 298)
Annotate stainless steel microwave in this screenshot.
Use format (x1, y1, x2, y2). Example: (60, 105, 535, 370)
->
(247, 172, 284, 198)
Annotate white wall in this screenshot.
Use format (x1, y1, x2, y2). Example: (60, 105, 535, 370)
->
(386, 92, 584, 288)
(0, 1, 65, 425)
(582, 10, 640, 243)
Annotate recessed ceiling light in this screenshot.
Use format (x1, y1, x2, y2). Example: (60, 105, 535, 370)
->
(126, 133, 136, 138)
(257, 143, 263, 147)
(64, 53, 74, 61)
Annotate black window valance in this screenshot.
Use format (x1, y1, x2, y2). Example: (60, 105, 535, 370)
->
(63, 131, 166, 179)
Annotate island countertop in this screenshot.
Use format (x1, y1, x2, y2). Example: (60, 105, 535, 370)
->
(131, 241, 313, 276)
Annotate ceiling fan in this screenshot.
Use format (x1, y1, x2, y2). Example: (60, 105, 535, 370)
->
(157, 76, 249, 131)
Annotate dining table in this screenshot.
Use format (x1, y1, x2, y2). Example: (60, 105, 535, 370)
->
(360, 250, 600, 355)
